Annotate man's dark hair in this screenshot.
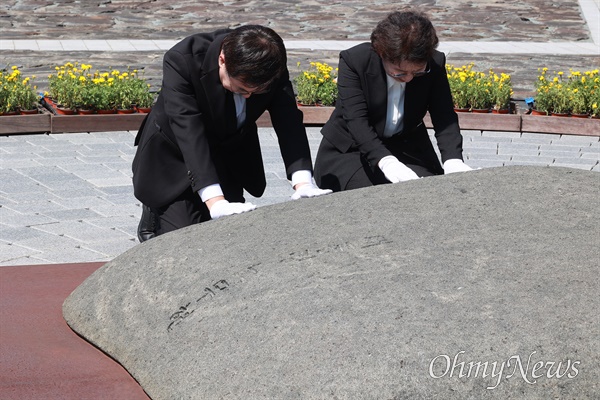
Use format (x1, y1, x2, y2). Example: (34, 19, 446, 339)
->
(221, 25, 287, 89)
(371, 11, 439, 64)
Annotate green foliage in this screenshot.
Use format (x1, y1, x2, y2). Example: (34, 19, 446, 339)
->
(447, 63, 513, 111)
(535, 68, 599, 115)
(294, 61, 338, 106)
(47, 62, 156, 111)
(0, 66, 40, 113)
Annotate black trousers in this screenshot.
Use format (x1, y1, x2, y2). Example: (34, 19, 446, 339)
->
(315, 132, 444, 192)
(346, 154, 440, 190)
(152, 185, 245, 236)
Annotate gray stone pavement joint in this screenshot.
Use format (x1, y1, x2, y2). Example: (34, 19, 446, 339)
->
(1, 0, 600, 265)
(2, 127, 599, 266)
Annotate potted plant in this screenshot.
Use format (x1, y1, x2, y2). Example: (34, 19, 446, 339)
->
(128, 70, 155, 112)
(532, 67, 552, 115)
(16, 80, 39, 114)
(567, 69, 594, 117)
(0, 66, 39, 114)
(570, 87, 588, 117)
(446, 63, 473, 111)
(47, 63, 84, 113)
(294, 61, 338, 106)
(466, 69, 492, 112)
(591, 84, 600, 118)
(0, 67, 19, 115)
(489, 70, 513, 113)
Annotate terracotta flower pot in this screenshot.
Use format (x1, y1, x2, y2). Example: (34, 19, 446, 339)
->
(56, 107, 76, 115)
(19, 109, 39, 115)
(135, 106, 152, 114)
(571, 113, 590, 119)
(530, 109, 547, 116)
(97, 109, 117, 114)
(117, 108, 135, 114)
(0, 111, 19, 116)
(77, 109, 96, 115)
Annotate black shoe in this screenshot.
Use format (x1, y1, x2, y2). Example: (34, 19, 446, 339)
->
(137, 204, 159, 243)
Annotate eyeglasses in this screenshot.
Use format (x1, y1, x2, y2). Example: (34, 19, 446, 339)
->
(385, 62, 431, 79)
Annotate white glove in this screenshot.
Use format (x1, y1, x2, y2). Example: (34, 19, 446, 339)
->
(378, 156, 420, 183)
(443, 159, 473, 174)
(209, 199, 256, 220)
(291, 182, 333, 200)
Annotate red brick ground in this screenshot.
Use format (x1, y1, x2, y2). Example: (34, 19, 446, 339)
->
(0, 262, 149, 400)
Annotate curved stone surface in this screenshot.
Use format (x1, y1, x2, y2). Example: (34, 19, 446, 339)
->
(63, 166, 599, 399)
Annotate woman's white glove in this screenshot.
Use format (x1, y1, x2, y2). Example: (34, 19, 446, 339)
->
(209, 200, 256, 220)
(291, 183, 332, 200)
(378, 155, 420, 183)
(443, 159, 473, 174)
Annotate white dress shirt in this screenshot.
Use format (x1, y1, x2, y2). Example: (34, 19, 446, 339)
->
(383, 75, 406, 138)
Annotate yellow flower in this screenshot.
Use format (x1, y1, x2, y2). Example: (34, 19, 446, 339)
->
(294, 61, 338, 106)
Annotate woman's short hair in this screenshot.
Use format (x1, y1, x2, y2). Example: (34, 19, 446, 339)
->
(221, 25, 287, 89)
(371, 11, 439, 64)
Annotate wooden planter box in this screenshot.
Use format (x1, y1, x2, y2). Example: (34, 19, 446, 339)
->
(521, 114, 600, 136)
(51, 113, 148, 134)
(423, 112, 522, 132)
(1, 105, 599, 137)
(257, 106, 335, 127)
(0, 106, 52, 135)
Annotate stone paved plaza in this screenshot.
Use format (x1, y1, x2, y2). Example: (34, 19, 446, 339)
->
(0, 0, 599, 265)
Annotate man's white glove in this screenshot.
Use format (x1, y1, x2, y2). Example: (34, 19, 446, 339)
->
(209, 199, 256, 220)
(291, 183, 333, 200)
(443, 159, 473, 174)
(378, 155, 420, 183)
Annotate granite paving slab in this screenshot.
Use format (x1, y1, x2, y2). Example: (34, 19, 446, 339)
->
(2, 50, 598, 98)
(2, 0, 599, 98)
(63, 166, 599, 399)
(2, 0, 592, 41)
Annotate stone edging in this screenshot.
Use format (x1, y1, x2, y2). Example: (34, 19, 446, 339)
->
(1, 106, 598, 136)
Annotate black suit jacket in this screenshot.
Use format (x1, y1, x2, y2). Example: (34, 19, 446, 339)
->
(316, 42, 463, 188)
(133, 29, 313, 208)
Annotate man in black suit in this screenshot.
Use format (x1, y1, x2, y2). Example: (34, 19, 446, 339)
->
(133, 25, 331, 242)
(314, 11, 473, 192)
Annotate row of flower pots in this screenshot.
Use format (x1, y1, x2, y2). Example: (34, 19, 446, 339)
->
(42, 96, 152, 115)
(447, 64, 600, 118)
(3, 106, 597, 136)
(0, 63, 156, 115)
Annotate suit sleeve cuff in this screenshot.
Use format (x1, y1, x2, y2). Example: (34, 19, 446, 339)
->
(291, 170, 313, 187)
(198, 184, 224, 203)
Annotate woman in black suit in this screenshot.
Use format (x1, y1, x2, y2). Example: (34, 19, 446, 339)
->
(133, 25, 330, 242)
(314, 11, 472, 192)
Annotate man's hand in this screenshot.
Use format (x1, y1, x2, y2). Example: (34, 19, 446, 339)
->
(291, 182, 333, 200)
(378, 155, 420, 183)
(209, 199, 256, 220)
(443, 159, 473, 174)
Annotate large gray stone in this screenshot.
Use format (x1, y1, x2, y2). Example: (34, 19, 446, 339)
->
(63, 166, 599, 399)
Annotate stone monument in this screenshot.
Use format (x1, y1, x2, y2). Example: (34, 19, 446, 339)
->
(63, 166, 599, 399)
